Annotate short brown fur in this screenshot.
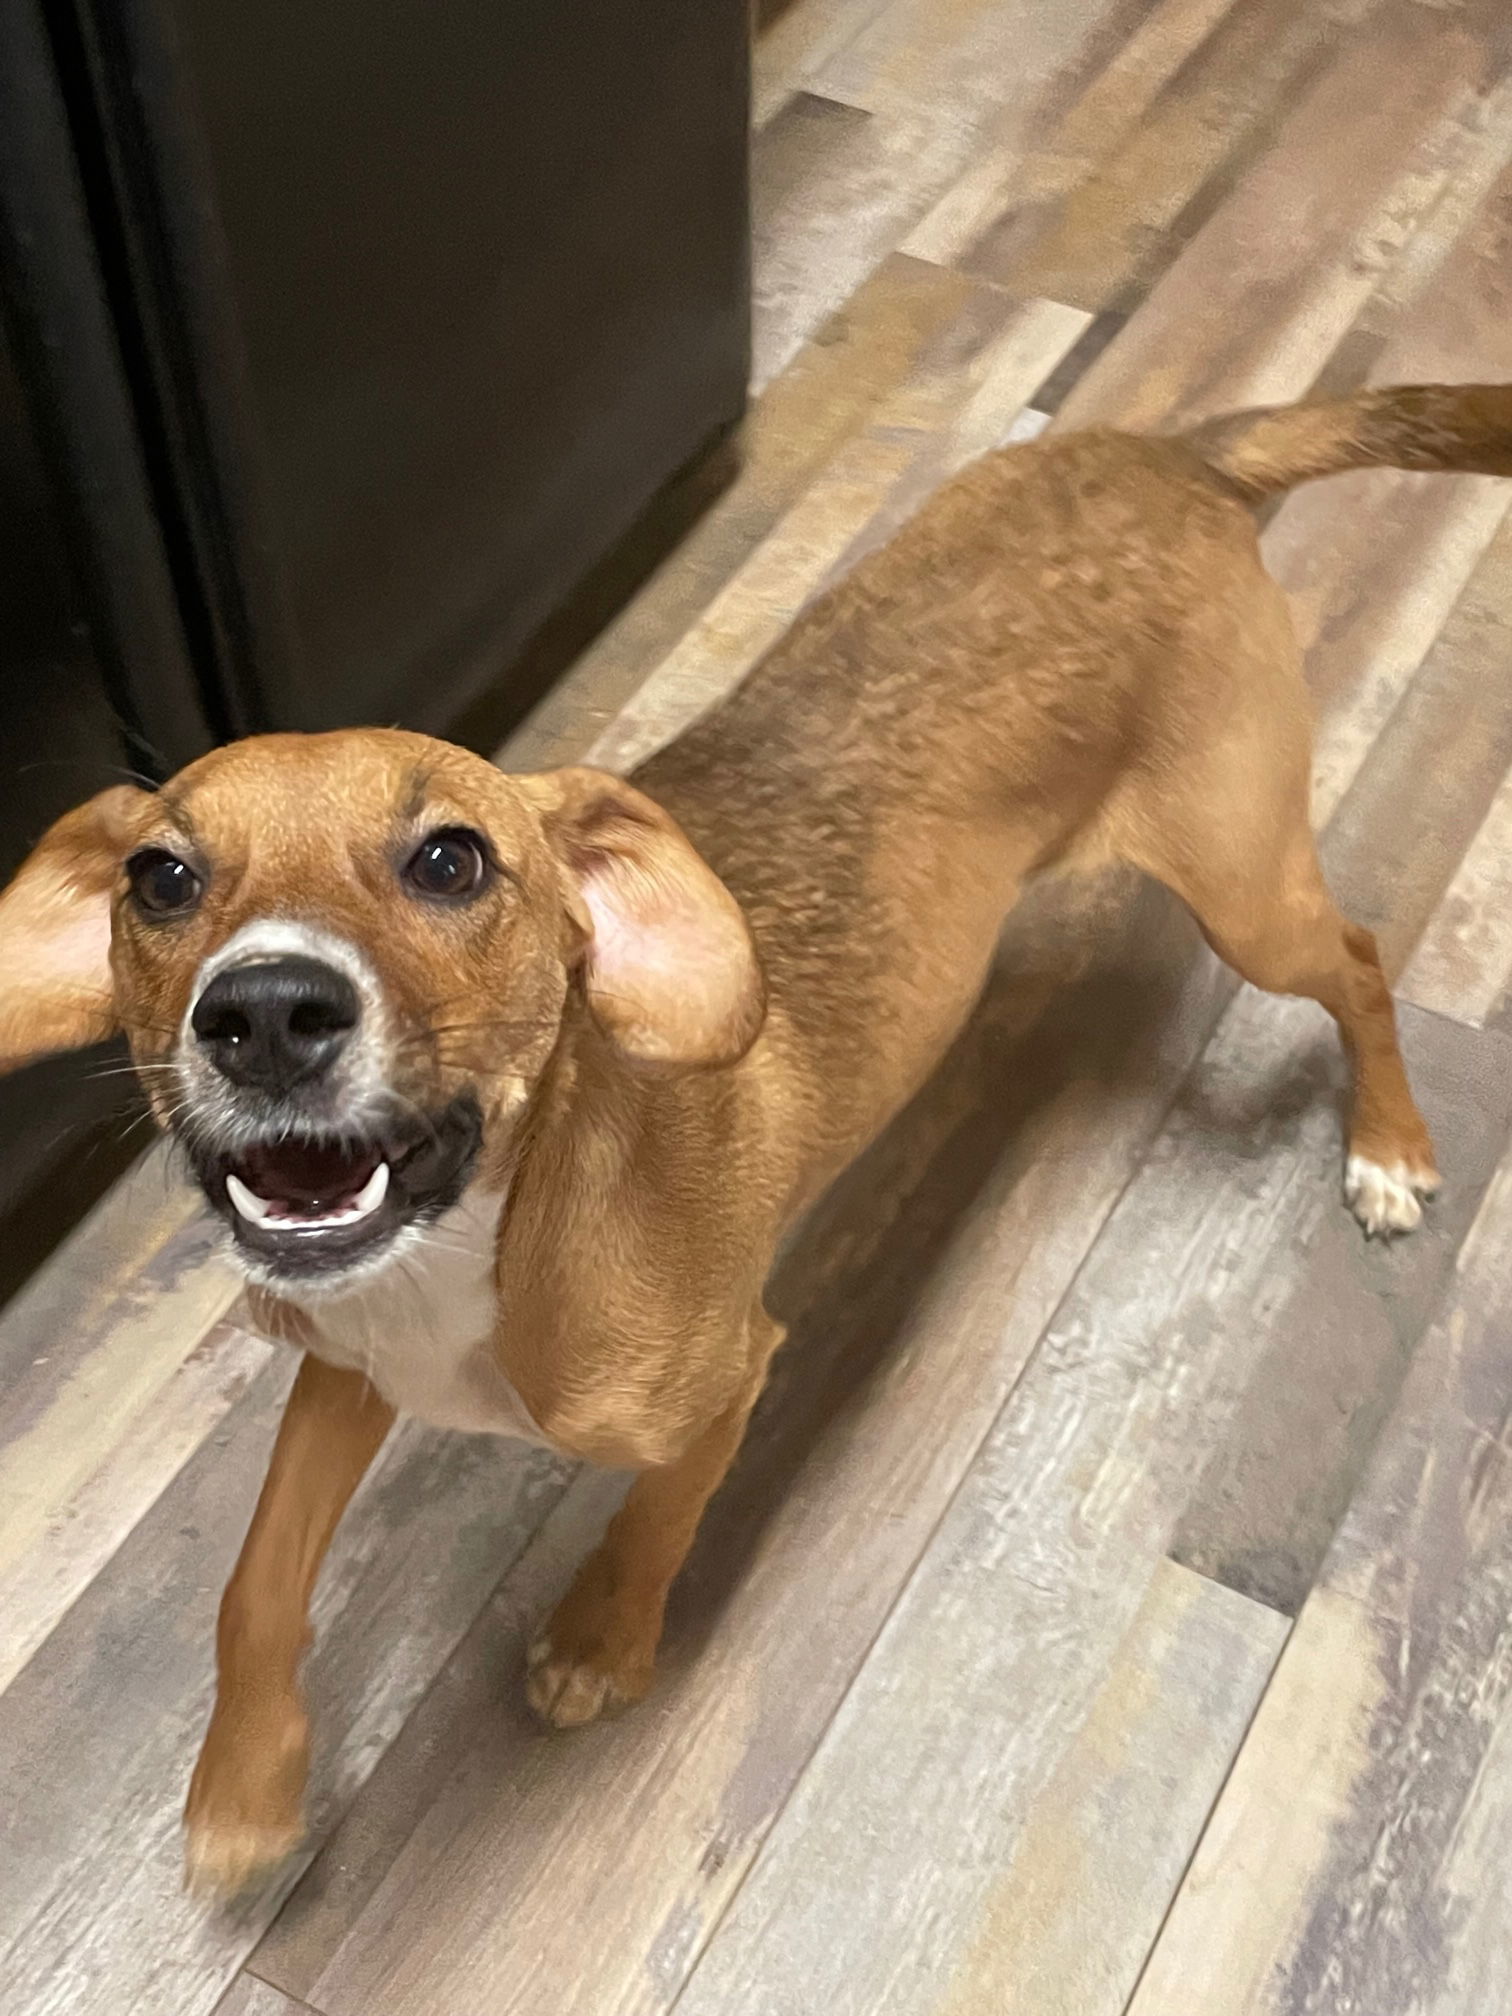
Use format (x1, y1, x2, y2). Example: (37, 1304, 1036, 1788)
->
(1, 381, 1505, 1894)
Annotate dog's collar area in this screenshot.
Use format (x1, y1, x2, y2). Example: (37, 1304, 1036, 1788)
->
(189, 1092, 483, 1282)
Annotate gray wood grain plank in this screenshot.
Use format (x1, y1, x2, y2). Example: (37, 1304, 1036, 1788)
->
(1, 1318, 271, 1701)
(667, 998, 1512, 2016)
(814, 0, 1143, 123)
(1129, 1119, 1512, 2014)
(1320, 516, 1512, 981)
(0, 1149, 245, 1694)
(245, 1461, 631, 1990)
(1400, 763, 1512, 1028)
(1371, 152, 1512, 1023)
(1266, 140, 1512, 838)
(916, 1561, 1288, 2016)
(1309, 65, 1512, 387)
(1162, 1009, 1512, 1612)
(0, 1356, 575, 2016)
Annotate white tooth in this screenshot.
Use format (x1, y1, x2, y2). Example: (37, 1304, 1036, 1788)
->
(226, 1172, 273, 1223)
(349, 1162, 390, 1220)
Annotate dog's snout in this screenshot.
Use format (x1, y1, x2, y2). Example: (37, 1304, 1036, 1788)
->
(191, 955, 360, 1093)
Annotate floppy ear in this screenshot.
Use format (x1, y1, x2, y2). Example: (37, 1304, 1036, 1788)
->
(520, 767, 766, 1069)
(0, 786, 147, 1072)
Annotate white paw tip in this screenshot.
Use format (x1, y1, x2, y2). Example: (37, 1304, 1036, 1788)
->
(526, 1654, 615, 1729)
(182, 1818, 302, 1900)
(1344, 1155, 1438, 1238)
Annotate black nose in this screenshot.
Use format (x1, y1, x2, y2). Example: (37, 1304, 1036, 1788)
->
(191, 956, 361, 1093)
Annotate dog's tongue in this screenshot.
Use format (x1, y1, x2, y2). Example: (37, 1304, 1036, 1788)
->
(237, 1140, 381, 1216)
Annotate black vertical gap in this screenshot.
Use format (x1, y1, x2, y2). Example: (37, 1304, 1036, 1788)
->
(40, 0, 293, 740)
(0, 0, 209, 771)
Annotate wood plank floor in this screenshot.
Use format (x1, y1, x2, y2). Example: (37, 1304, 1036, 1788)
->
(6, 0, 1512, 2008)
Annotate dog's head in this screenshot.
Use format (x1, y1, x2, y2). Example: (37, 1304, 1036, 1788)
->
(0, 730, 764, 1294)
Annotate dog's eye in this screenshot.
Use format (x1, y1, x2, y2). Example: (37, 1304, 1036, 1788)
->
(404, 827, 489, 901)
(127, 848, 203, 918)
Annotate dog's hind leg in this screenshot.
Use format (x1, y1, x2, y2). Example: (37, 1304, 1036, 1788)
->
(1117, 752, 1437, 1238)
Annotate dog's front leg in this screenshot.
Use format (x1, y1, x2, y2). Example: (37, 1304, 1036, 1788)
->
(184, 1352, 393, 1898)
(527, 1311, 784, 1728)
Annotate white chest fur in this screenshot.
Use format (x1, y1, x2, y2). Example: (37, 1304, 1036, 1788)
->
(281, 1187, 552, 1443)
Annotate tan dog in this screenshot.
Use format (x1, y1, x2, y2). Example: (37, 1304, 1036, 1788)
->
(2, 382, 1509, 1896)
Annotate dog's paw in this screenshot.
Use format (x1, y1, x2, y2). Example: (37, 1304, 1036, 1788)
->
(525, 1629, 649, 1729)
(1345, 1154, 1439, 1238)
(183, 1813, 303, 1901)
(183, 1699, 309, 1901)
(526, 1636, 620, 1728)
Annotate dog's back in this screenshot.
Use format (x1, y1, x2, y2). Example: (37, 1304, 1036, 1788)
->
(636, 383, 1512, 1198)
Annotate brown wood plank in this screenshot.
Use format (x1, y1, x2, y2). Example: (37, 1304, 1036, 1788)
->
(904, 0, 1244, 270)
(498, 251, 977, 772)
(751, 0, 1133, 384)
(749, 88, 946, 386)
(0, 1361, 576, 2016)
(665, 1000, 1512, 2016)
(214, 1978, 315, 2016)
(1128, 1122, 1512, 2014)
(814, 0, 1135, 121)
(963, 0, 1367, 311)
(1269, 470, 1511, 834)
(811, 294, 1091, 580)
(1305, 69, 1512, 399)
(1057, 2, 1507, 431)
(752, 0, 891, 128)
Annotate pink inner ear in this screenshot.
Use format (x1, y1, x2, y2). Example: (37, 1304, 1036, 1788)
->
(581, 867, 726, 1008)
(38, 899, 114, 990)
(0, 862, 118, 1069)
(582, 881, 678, 986)
(576, 849, 760, 1066)
(0, 861, 113, 989)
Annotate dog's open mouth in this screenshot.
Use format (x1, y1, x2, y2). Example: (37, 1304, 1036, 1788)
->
(226, 1139, 391, 1230)
(193, 1093, 482, 1283)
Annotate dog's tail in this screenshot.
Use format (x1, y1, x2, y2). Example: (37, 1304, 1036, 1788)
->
(1182, 383, 1512, 503)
